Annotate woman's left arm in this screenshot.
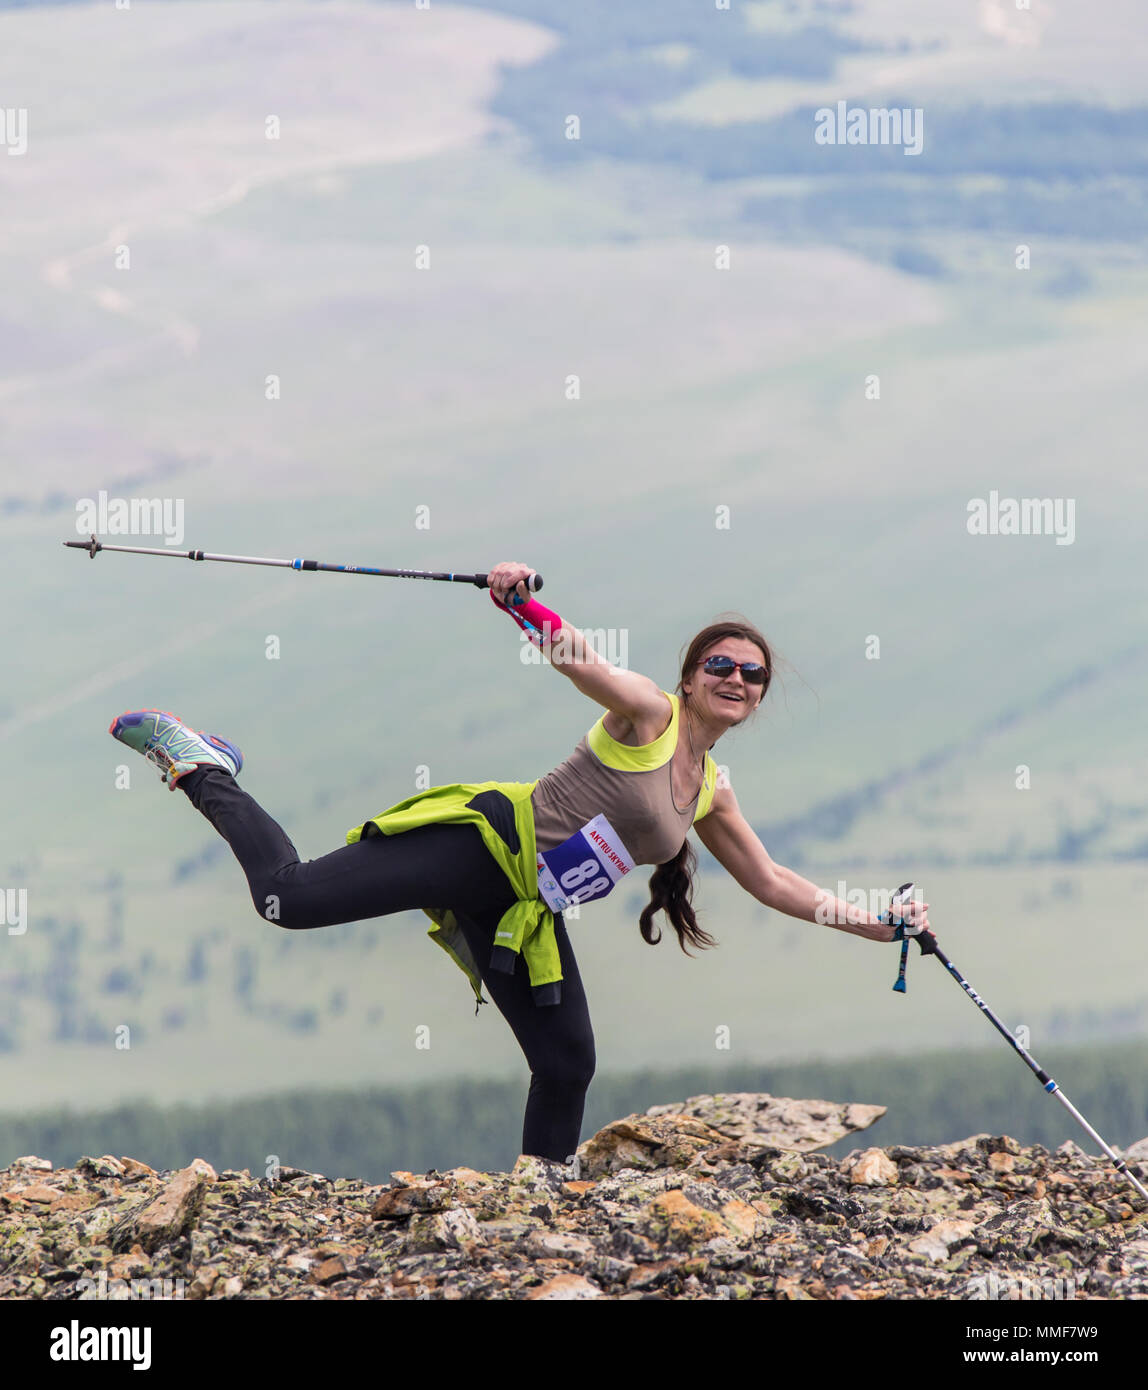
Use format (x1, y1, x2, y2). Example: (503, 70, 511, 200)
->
(694, 784, 929, 944)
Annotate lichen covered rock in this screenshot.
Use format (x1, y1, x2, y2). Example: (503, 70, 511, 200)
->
(1, 1096, 1144, 1301)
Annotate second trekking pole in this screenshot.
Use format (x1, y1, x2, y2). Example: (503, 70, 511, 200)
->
(885, 883, 1148, 1205)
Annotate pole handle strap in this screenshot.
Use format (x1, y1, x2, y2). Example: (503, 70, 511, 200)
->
(882, 882, 938, 991)
(490, 590, 562, 647)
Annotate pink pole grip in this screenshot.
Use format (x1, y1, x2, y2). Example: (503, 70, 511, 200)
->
(490, 589, 563, 643)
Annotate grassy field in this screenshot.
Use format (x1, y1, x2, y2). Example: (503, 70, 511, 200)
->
(4, 844, 1148, 1111)
(0, 0, 1145, 1115)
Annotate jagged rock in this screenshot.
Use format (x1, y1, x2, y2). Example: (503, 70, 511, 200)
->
(977, 1135, 1022, 1156)
(311, 1257, 348, 1285)
(184, 1266, 219, 1300)
(909, 1218, 978, 1263)
(769, 1152, 808, 1183)
(577, 1115, 729, 1178)
(119, 1158, 157, 1183)
(108, 1247, 153, 1280)
(3, 1180, 94, 1215)
(9, 1184, 61, 1204)
(109, 1164, 213, 1254)
(77, 1156, 125, 1178)
(12, 1157, 52, 1172)
(1119, 1237, 1148, 1276)
(973, 1197, 1066, 1258)
(526, 1230, 596, 1260)
(645, 1093, 886, 1152)
(848, 1150, 899, 1187)
(405, 1207, 484, 1254)
(637, 1188, 729, 1248)
(2, 1091, 1145, 1301)
(370, 1180, 453, 1220)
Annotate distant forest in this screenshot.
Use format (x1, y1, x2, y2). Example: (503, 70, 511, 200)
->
(3, 1041, 1146, 1183)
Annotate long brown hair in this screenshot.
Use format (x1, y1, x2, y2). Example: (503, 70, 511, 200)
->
(638, 615, 774, 957)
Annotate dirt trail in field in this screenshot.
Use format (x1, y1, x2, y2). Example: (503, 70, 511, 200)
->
(0, 1, 554, 401)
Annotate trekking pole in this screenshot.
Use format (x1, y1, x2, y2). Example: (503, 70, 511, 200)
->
(884, 883, 1148, 1205)
(63, 535, 542, 594)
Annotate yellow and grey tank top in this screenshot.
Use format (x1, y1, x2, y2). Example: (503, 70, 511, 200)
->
(531, 690, 719, 867)
(345, 689, 719, 1015)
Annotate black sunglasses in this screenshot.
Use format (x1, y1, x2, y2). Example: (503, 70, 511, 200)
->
(702, 655, 767, 685)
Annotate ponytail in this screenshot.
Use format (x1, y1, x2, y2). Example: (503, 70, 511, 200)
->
(638, 837, 718, 956)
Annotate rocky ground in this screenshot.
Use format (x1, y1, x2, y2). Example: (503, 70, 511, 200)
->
(2, 1093, 1145, 1300)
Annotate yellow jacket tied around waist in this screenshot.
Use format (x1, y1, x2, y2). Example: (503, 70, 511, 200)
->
(347, 781, 557, 1014)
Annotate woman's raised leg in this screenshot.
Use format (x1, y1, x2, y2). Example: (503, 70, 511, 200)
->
(178, 766, 517, 930)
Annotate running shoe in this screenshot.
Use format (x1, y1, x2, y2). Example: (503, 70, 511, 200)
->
(109, 709, 243, 790)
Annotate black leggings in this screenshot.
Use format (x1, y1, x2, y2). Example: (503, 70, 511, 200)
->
(177, 768, 596, 1163)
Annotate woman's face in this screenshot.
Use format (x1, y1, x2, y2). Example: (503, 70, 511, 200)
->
(685, 638, 767, 723)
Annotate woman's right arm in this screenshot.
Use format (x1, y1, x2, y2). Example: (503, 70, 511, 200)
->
(488, 561, 668, 725)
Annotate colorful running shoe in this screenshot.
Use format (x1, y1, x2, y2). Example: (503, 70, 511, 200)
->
(109, 709, 243, 790)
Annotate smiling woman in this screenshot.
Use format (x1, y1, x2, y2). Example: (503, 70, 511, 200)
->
(105, 560, 929, 1169)
(633, 618, 775, 955)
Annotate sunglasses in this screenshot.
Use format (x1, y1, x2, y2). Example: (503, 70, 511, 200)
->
(702, 655, 767, 685)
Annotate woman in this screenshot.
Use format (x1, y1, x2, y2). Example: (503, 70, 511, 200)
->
(109, 560, 929, 1166)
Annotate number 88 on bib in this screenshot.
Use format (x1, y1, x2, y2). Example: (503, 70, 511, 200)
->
(535, 813, 635, 915)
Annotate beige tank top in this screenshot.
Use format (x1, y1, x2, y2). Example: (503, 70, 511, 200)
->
(530, 690, 720, 868)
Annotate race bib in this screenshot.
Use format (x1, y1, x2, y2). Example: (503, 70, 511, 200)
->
(536, 813, 635, 914)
